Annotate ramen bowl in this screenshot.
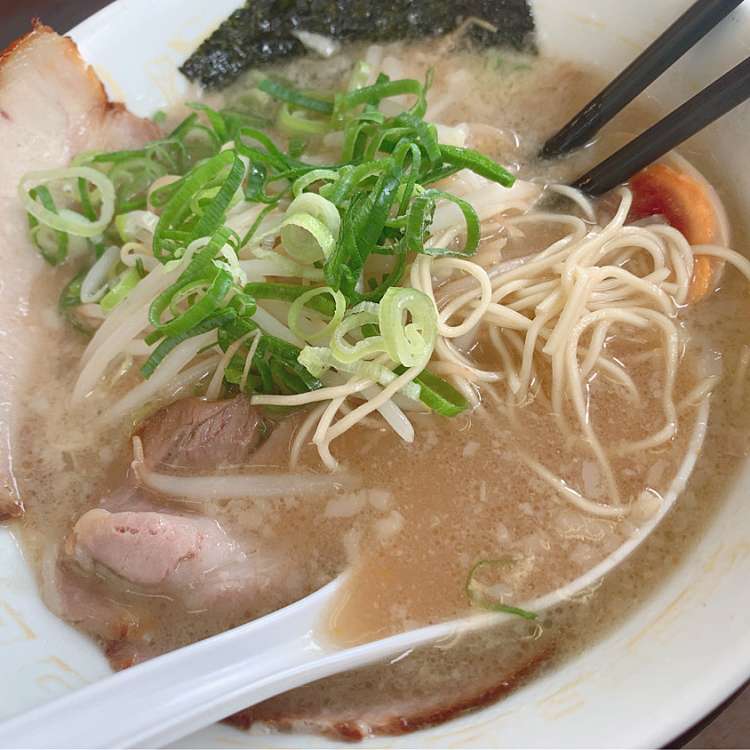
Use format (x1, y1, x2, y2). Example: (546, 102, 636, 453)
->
(0, 0, 749, 746)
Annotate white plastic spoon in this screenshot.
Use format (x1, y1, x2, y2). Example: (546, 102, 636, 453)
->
(0, 402, 708, 749)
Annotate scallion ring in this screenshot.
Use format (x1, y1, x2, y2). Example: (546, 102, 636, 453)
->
(406, 189, 480, 257)
(330, 309, 386, 364)
(280, 214, 335, 264)
(466, 559, 537, 621)
(150, 268, 233, 339)
(20, 166, 116, 238)
(277, 103, 331, 137)
(292, 169, 340, 198)
(288, 286, 346, 344)
(281, 193, 341, 264)
(100, 267, 141, 312)
(378, 287, 437, 368)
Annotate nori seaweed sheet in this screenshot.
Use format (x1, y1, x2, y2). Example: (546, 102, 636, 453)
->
(181, 0, 536, 89)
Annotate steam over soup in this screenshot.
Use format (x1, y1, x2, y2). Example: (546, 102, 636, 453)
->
(5, 23, 750, 740)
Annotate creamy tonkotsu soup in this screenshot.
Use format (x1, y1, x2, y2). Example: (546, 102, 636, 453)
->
(7, 29, 750, 740)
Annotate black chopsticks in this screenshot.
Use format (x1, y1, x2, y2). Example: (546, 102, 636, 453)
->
(540, 0, 745, 160)
(572, 55, 750, 195)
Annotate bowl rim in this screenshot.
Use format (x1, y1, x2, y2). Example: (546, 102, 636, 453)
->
(6, 0, 750, 746)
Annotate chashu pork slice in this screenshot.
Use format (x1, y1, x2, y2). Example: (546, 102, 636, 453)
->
(50, 396, 289, 663)
(67, 508, 274, 612)
(229, 632, 553, 741)
(0, 24, 160, 519)
(135, 395, 272, 472)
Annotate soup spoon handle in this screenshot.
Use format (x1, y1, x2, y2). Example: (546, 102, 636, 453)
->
(0, 576, 479, 749)
(0, 580, 344, 749)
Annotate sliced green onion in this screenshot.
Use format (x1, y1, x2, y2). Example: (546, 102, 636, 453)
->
(392, 112, 440, 166)
(218, 316, 258, 352)
(77, 177, 98, 221)
(188, 102, 229, 143)
(240, 203, 279, 248)
(141, 309, 233, 379)
(288, 286, 346, 344)
(189, 185, 221, 217)
(330, 309, 386, 364)
(152, 150, 241, 262)
(378, 287, 437, 368)
(287, 192, 341, 236)
(27, 186, 68, 265)
(167, 279, 209, 317)
(277, 103, 331, 137)
(297, 346, 333, 378)
(247, 248, 326, 281)
(150, 268, 233, 340)
(466, 560, 537, 621)
(243, 333, 322, 396)
(406, 189, 480, 257)
(20, 166, 116, 238)
(190, 154, 246, 242)
(190, 178, 244, 218)
(356, 248, 408, 304)
(292, 169, 340, 198)
(24, 58, 523, 408)
(100, 267, 141, 312)
(422, 163, 462, 186)
(324, 159, 403, 298)
(149, 231, 235, 332)
(213, 243, 247, 286)
(228, 289, 256, 318)
(281, 192, 340, 264)
(148, 176, 184, 210)
(395, 366, 468, 416)
(335, 78, 424, 114)
(321, 161, 387, 206)
(235, 126, 293, 171)
(340, 120, 372, 163)
(244, 282, 337, 316)
(58, 269, 93, 335)
(393, 142, 423, 215)
(30, 223, 69, 265)
(280, 213, 335, 264)
(175, 226, 238, 287)
(258, 79, 334, 115)
(109, 156, 168, 211)
(439, 145, 516, 188)
(413, 369, 468, 416)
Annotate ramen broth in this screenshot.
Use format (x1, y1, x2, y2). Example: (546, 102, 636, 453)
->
(10, 41, 750, 732)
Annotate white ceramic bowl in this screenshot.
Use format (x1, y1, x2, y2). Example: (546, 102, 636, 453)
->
(1, 0, 749, 746)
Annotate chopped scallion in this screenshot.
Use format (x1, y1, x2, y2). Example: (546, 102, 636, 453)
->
(258, 79, 334, 115)
(466, 560, 537, 621)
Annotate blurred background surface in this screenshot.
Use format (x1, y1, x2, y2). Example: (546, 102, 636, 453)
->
(2, 0, 110, 46)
